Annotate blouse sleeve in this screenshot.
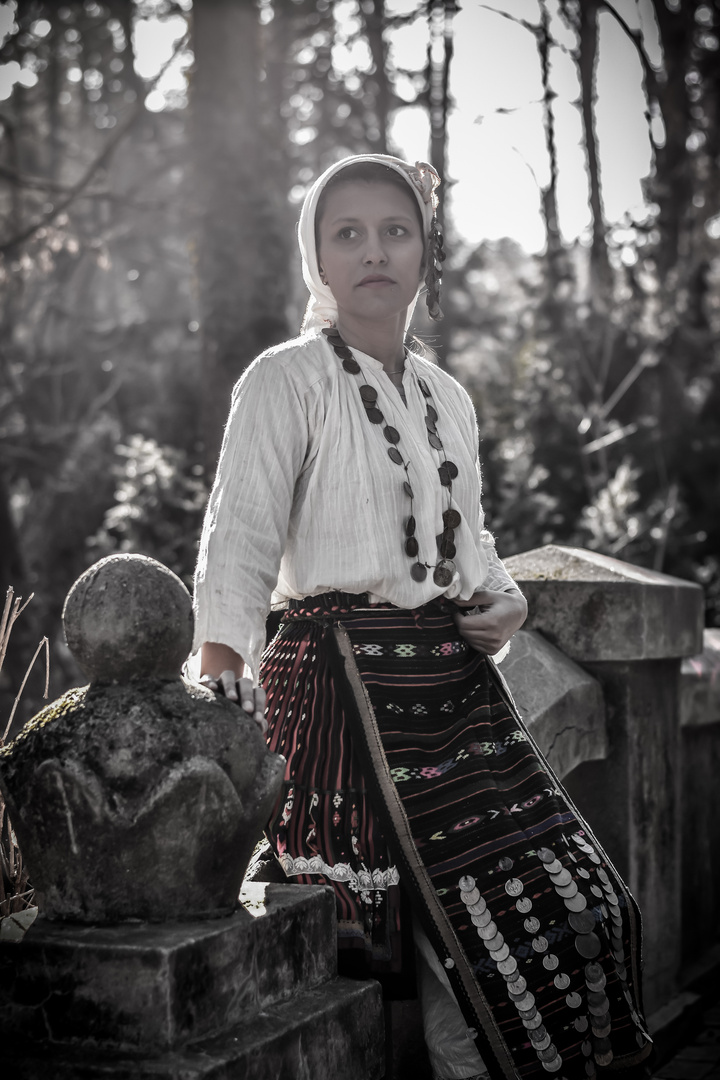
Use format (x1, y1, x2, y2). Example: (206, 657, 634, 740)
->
(465, 393, 520, 595)
(478, 523, 520, 593)
(192, 356, 309, 681)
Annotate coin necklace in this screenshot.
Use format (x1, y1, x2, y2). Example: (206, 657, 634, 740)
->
(322, 326, 461, 587)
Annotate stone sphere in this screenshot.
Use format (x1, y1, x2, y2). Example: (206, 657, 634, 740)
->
(63, 554, 194, 682)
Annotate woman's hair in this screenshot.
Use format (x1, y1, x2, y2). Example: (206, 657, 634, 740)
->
(314, 161, 423, 242)
(314, 161, 444, 322)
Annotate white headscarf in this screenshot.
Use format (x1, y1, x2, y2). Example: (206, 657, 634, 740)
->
(298, 153, 441, 335)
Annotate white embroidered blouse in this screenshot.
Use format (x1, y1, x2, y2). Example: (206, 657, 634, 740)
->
(193, 332, 517, 681)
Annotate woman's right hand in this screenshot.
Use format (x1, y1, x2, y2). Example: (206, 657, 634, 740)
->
(200, 642, 267, 733)
(200, 671, 268, 733)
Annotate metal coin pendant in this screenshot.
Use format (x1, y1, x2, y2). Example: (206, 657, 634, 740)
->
(388, 448, 403, 466)
(335, 345, 354, 360)
(575, 932, 602, 959)
(322, 326, 340, 338)
(366, 407, 383, 424)
(403, 481, 414, 498)
(405, 516, 416, 536)
(411, 563, 428, 582)
(428, 433, 443, 451)
(359, 384, 377, 403)
(584, 962, 604, 984)
(384, 425, 400, 444)
(433, 560, 455, 587)
(443, 508, 461, 529)
(568, 910, 596, 934)
(418, 378, 431, 398)
(343, 358, 361, 374)
(444, 460, 459, 479)
(438, 465, 452, 487)
(405, 537, 419, 557)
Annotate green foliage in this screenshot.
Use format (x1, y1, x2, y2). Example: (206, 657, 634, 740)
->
(88, 435, 207, 589)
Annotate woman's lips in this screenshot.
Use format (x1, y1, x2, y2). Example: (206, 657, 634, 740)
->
(358, 275, 395, 287)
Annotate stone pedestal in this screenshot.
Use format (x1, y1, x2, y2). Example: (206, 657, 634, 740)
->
(680, 630, 720, 968)
(0, 882, 384, 1079)
(501, 629, 606, 779)
(505, 545, 704, 1016)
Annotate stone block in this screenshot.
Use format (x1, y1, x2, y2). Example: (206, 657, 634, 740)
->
(0, 883, 336, 1052)
(1, 976, 385, 1079)
(500, 629, 607, 778)
(681, 630, 720, 728)
(505, 544, 704, 661)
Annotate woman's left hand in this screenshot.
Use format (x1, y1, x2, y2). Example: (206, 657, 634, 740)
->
(453, 589, 528, 656)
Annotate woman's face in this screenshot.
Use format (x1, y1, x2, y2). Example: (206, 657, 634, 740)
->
(316, 180, 425, 330)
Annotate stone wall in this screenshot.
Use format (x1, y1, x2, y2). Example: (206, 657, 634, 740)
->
(679, 630, 720, 966)
(502, 545, 710, 1019)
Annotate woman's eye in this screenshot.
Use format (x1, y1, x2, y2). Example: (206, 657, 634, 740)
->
(337, 227, 357, 240)
(387, 225, 407, 237)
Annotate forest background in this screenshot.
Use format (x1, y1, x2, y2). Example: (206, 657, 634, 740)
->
(0, 0, 718, 727)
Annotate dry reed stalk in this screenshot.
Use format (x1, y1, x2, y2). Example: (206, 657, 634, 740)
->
(0, 586, 49, 915)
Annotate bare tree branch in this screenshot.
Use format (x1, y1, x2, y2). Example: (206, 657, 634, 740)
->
(597, 0, 660, 90)
(0, 31, 189, 254)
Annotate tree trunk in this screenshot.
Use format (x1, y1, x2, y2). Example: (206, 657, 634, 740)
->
(424, 1, 457, 370)
(538, 0, 562, 277)
(190, 0, 290, 475)
(362, 0, 391, 154)
(649, 1, 694, 279)
(578, 0, 612, 305)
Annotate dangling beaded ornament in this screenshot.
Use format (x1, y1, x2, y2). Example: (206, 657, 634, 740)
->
(322, 326, 461, 587)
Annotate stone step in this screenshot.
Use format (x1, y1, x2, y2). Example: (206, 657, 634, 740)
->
(0, 883, 338, 1052)
(3, 975, 384, 1080)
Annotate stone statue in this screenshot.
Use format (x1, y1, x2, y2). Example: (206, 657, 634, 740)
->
(0, 554, 285, 924)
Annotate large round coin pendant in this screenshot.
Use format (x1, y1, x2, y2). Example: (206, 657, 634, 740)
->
(411, 563, 428, 582)
(433, 559, 455, 587)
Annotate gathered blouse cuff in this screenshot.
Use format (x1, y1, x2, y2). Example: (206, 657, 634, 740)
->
(477, 528, 521, 594)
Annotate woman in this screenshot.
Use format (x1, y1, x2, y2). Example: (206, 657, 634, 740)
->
(193, 155, 651, 1080)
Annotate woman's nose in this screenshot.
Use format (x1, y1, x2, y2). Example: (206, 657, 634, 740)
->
(362, 232, 387, 264)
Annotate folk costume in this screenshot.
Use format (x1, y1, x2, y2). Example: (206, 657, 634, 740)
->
(193, 155, 651, 1080)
